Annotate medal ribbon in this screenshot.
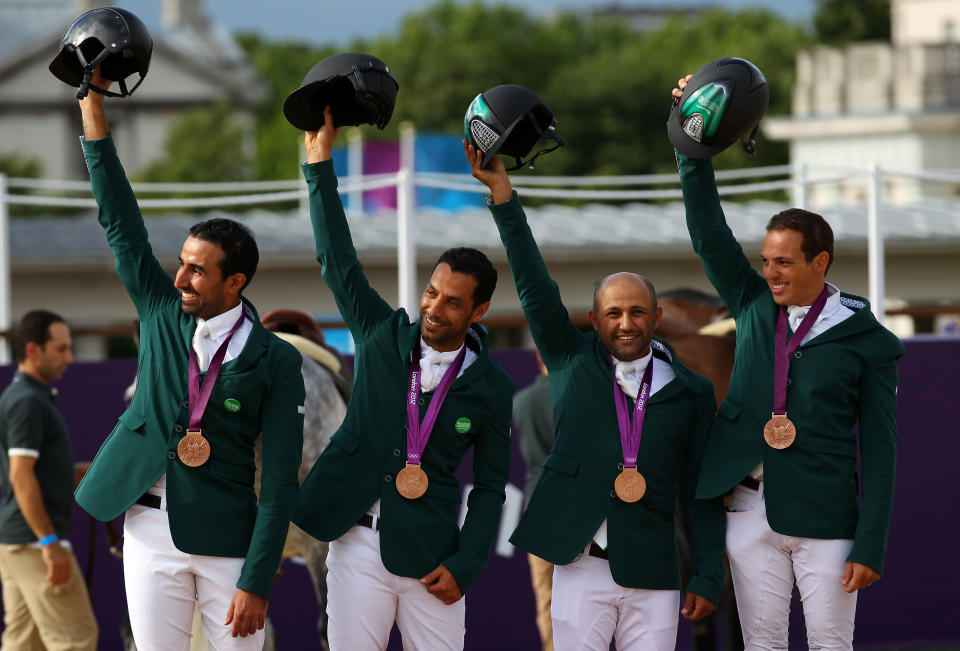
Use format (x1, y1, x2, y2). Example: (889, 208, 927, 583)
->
(772, 285, 829, 415)
(188, 313, 246, 430)
(405, 343, 467, 466)
(611, 357, 653, 469)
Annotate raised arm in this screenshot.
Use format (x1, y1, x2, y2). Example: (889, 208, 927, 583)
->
(672, 77, 766, 318)
(465, 144, 583, 370)
(301, 107, 394, 341)
(77, 69, 178, 316)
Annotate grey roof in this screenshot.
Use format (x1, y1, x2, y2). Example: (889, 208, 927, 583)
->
(12, 197, 960, 269)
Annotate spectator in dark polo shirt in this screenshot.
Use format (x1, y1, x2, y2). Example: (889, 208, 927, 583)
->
(0, 310, 97, 650)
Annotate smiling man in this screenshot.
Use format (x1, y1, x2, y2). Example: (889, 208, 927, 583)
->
(673, 74, 904, 650)
(291, 108, 514, 651)
(73, 70, 304, 651)
(465, 142, 724, 651)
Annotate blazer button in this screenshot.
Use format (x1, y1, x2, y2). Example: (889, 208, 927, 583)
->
(786, 378, 792, 386)
(393, 449, 401, 457)
(417, 397, 425, 406)
(167, 450, 176, 460)
(617, 462, 624, 471)
(174, 424, 183, 433)
(384, 474, 393, 483)
(181, 400, 189, 409)
(794, 351, 803, 360)
(609, 490, 616, 499)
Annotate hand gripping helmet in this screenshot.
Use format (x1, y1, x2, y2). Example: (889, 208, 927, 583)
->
(464, 85, 565, 171)
(667, 57, 769, 159)
(283, 53, 399, 131)
(49, 7, 152, 100)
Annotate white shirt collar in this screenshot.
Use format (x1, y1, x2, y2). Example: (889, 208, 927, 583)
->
(611, 348, 653, 375)
(787, 282, 841, 331)
(196, 302, 245, 341)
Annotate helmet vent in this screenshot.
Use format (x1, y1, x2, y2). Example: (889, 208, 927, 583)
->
(469, 119, 500, 153)
(683, 113, 704, 142)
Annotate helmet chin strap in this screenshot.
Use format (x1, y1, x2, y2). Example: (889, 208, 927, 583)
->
(74, 44, 144, 99)
(505, 118, 566, 172)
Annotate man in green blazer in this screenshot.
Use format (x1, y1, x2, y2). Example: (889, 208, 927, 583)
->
(673, 74, 904, 651)
(463, 144, 724, 651)
(74, 71, 305, 650)
(291, 108, 514, 651)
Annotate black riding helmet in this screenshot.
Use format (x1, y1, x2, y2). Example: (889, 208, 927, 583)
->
(464, 85, 565, 171)
(667, 57, 769, 159)
(284, 53, 399, 131)
(49, 7, 152, 100)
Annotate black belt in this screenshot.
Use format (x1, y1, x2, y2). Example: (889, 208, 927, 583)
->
(740, 476, 760, 491)
(357, 513, 380, 532)
(135, 493, 162, 509)
(588, 541, 608, 560)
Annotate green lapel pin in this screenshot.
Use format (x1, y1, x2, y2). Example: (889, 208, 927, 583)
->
(454, 417, 472, 434)
(224, 398, 241, 413)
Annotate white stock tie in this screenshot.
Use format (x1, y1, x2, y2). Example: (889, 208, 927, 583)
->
(787, 305, 811, 333)
(193, 321, 211, 373)
(614, 359, 646, 400)
(420, 347, 460, 393)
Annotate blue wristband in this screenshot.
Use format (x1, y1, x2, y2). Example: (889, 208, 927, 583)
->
(38, 534, 59, 547)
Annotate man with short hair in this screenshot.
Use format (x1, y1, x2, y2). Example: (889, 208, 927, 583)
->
(673, 73, 904, 650)
(292, 107, 514, 651)
(464, 143, 724, 651)
(74, 70, 305, 651)
(0, 310, 98, 651)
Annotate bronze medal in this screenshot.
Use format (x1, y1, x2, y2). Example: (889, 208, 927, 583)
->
(614, 466, 646, 503)
(396, 463, 428, 499)
(177, 429, 211, 467)
(763, 413, 796, 449)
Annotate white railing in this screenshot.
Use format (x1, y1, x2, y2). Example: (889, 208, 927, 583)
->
(2, 143, 960, 345)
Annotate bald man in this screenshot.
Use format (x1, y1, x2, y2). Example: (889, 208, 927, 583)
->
(465, 143, 724, 650)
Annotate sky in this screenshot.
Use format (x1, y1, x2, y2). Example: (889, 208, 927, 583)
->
(113, 0, 816, 45)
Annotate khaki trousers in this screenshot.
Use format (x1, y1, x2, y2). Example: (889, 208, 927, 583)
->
(528, 553, 554, 651)
(0, 544, 98, 651)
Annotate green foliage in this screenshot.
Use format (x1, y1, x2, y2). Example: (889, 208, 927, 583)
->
(136, 99, 252, 183)
(235, 2, 811, 180)
(0, 153, 42, 178)
(814, 0, 891, 45)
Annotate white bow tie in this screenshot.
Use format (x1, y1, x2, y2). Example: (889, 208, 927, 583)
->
(614, 358, 648, 400)
(420, 346, 461, 392)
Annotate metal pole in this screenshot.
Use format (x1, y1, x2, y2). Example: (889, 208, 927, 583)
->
(792, 160, 808, 210)
(397, 122, 416, 317)
(867, 162, 885, 325)
(0, 174, 10, 363)
(347, 128, 364, 216)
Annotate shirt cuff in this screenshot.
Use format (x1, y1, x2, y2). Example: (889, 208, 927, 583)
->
(8, 448, 39, 458)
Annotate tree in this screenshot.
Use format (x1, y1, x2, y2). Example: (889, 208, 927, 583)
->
(136, 100, 252, 183)
(814, 0, 891, 45)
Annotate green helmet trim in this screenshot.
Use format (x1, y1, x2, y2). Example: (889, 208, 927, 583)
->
(464, 94, 501, 152)
(680, 81, 731, 143)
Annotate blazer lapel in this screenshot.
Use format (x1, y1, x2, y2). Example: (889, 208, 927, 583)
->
(219, 299, 268, 376)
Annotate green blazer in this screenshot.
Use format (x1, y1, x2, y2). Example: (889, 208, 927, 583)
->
(74, 136, 305, 600)
(678, 153, 905, 574)
(491, 196, 724, 603)
(292, 160, 514, 594)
